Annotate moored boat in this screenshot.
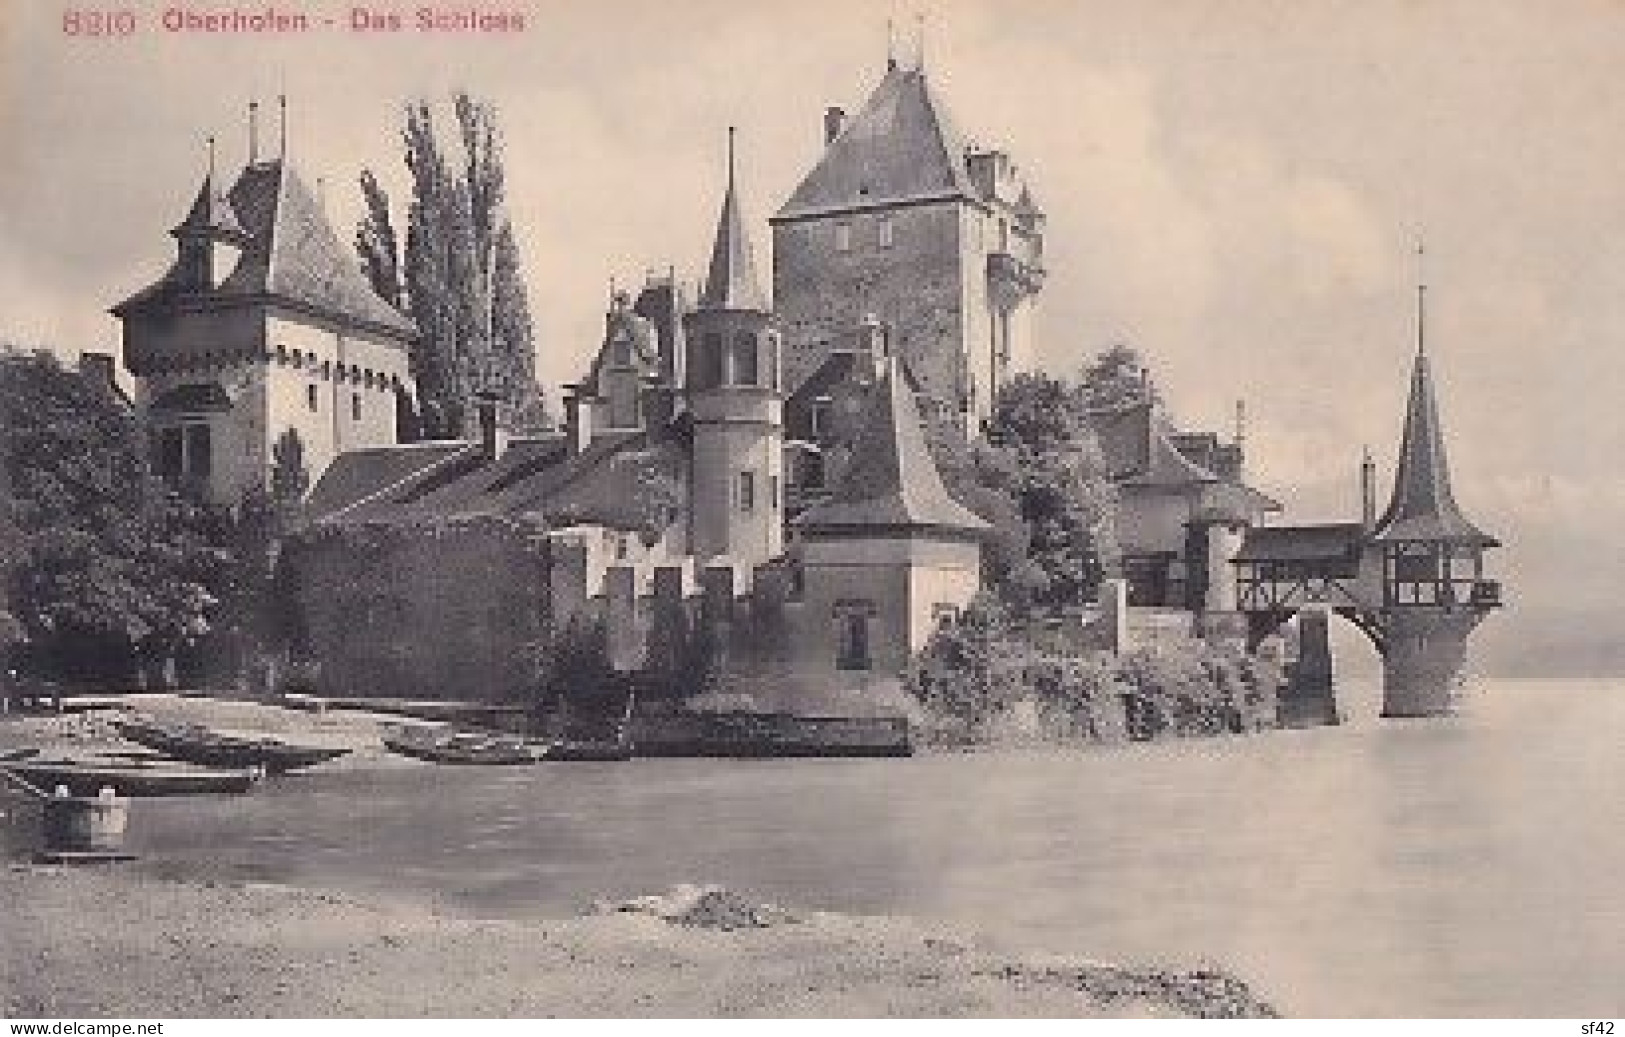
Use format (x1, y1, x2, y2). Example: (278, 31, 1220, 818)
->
(118, 719, 350, 774)
(1, 757, 261, 797)
(380, 725, 631, 765)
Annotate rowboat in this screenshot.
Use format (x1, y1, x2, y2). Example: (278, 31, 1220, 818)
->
(380, 725, 631, 765)
(1, 757, 260, 797)
(118, 719, 350, 774)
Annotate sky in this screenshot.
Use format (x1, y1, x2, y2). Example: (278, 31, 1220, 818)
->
(2, 0, 1622, 675)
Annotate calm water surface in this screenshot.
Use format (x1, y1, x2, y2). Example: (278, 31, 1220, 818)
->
(121, 678, 1624, 1016)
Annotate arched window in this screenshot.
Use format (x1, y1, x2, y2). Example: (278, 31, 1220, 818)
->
(732, 332, 758, 386)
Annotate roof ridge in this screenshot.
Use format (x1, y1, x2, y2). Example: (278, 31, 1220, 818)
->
(315, 441, 479, 524)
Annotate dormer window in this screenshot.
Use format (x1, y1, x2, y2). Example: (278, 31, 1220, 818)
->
(878, 216, 894, 249)
(835, 222, 852, 252)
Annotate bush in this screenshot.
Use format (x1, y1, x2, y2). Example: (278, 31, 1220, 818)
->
(906, 620, 1278, 747)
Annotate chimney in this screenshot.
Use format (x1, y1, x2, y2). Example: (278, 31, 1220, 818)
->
(823, 106, 846, 146)
(475, 392, 507, 461)
(563, 385, 592, 454)
(78, 352, 119, 397)
(857, 313, 887, 382)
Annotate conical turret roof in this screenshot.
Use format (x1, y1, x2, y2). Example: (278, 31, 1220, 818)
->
(1373, 347, 1497, 546)
(171, 173, 248, 243)
(699, 131, 767, 312)
(796, 356, 989, 536)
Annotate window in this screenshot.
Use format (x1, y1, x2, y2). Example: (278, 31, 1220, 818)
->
(610, 333, 631, 367)
(155, 427, 184, 480)
(352, 392, 362, 421)
(768, 475, 780, 511)
(155, 423, 210, 485)
(738, 471, 755, 513)
(306, 383, 318, 411)
(615, 533, 630, 560)
(809, 399, 832, 440)
(732, 332, 758, 386)
(183, 423, 211, 482)
(932, 603, 959, 628)
(835, 221, 852, 252)
(835, 607, 873, 671)
(878, 216, 894, 249)
(701, 332, 724, 386)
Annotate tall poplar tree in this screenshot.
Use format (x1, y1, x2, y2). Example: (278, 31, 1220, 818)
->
(356, 92, 547, 440)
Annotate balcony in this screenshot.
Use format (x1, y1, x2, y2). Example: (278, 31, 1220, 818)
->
(987, 251, 1046, 299)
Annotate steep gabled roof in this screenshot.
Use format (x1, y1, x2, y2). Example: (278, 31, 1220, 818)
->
(795, 357, 988, 536)
(776, 65, 976, 221)
(1373, 348, 1497, 546)
(115, 160, 415, 342)
(221, 161, 415, 338)
(699, 133, 767, 311)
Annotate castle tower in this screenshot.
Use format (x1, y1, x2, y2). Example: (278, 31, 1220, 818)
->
(772, 59, 1045, 434)
(112, 111, 414, 504)
(681, 130, 783, 576)
(1372, 265, 1501, 717)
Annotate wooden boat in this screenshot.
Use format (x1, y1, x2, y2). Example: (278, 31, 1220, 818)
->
(629, 710, 913, 759)
(1, 757, 260, 797)
(119, 719, 350, 774)
(380, 725, 631, 765)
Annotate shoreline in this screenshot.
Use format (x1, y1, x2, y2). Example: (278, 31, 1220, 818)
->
(0, 866, 1277, 1018)
(0, 693, 1281, 1018)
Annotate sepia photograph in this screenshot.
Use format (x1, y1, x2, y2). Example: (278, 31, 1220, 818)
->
(0, 0, 1620, 1023)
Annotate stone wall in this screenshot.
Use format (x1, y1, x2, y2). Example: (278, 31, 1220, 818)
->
(291, 520, 550, 702)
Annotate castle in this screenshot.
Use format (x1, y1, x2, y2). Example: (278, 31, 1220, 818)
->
(108, 56, 1497, 716)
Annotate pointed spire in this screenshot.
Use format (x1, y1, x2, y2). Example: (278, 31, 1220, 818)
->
(1374, 257, 1496, 546)
(1415, 237, 1427, 357)
(172, 135, 246, 242)
(698, 127, 767, 312)
(278, 94, 288, 160)
(248, 100, 260, 164)
(915, 13, 927, 71)
(886, 17, 897, 70)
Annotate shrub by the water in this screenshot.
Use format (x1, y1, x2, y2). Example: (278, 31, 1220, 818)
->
(905, 606, 1279, 746)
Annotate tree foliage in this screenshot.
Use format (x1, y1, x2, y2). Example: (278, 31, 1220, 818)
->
(1079, 342, 1161, 412)
(1, 349, 225, 679)
(357, 92, 548, 440)
(983, 372, 1121, 612)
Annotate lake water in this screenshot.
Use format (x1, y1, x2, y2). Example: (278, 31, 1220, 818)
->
(90, 679, 1625, 1016)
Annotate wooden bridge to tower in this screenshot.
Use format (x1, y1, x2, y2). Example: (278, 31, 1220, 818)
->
(1218, 261, 1503, 721)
